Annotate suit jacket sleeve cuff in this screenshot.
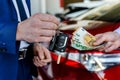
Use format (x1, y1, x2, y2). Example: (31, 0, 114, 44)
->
(0, 21, 19, 54)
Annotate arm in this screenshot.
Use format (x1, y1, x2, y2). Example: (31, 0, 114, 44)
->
(0, 1, 59, 55)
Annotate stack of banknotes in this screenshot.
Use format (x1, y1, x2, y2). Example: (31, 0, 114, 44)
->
(71, 27, 104, 50)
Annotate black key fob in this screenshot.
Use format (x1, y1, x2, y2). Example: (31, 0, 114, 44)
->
(49, 32, 69, 52)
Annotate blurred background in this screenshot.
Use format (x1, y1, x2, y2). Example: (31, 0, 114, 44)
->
(31, 0, 120, 22)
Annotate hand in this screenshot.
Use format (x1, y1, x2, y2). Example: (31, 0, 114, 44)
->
(93, 32, 120, 52)
(16, 13, 59, 43)
(33, 43, 51, 67)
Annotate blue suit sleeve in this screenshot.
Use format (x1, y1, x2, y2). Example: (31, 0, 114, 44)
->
(0, 21, 19, 54)
(0, 0, 20, 54)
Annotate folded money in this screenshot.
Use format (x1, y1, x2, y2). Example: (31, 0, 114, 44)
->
(71, 27, 104, 50)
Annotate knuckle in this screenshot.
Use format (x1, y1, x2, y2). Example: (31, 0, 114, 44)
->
(52, 24, 58, 29)
(39, 65, 43, 67)
(34, 38, 39, 43)
(53, 30, 56, 34)
(48, 37, 53, 41)
(45, 38, 52, 42)
(45, 38, 51, 42)
(51, 30, 56, 36)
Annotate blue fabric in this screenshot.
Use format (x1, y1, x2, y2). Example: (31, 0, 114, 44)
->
(0, 0, 19, 54)
(17, 58, 33, 80)
(0, 0, 34, 80)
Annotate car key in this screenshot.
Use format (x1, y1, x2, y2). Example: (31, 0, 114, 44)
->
(49, 32, 69, 64)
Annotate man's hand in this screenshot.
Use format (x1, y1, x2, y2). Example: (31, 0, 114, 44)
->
(16, 13, 59, 43)
(93, 32, 120, 52)
(33, 43, 51, 67)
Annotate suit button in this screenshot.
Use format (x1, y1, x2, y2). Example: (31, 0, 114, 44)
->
(2, 43, 6, 46)
(0, 42, 7, 52)
(0, 48, 7, 52)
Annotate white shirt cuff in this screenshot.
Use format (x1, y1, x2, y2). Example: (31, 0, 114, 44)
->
(19, 41, 29, 51)
(114, 27, 120, 34)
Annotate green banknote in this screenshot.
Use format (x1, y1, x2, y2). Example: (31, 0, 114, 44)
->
(71, 27, 104, 50)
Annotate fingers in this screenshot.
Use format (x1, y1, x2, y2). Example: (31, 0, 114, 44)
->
(105, 45, 115, 52)
(37, 45, 51, 62)
(97, 41, 120, 52)
(33, 43, 45, 59)
(94, 32, 112, 46)
(93, 32, 120, 52)
(38, 21, 59, 30)
(41, 46, 51, 63)
(93, 34, 105, 46)
(33, 56, 47, 67)
(36, 13, 60, 25)
(98, 42, 112, 52)
(33, 44, 51, 67)
(36, 44, 45, 60)
(38, 29, 56, 37)
(104, 41, 120, 52)
(17, 13, 59, 43)
(35, 36, 52, 43)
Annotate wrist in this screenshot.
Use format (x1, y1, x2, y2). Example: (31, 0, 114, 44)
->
(16, 23, 23, 41)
